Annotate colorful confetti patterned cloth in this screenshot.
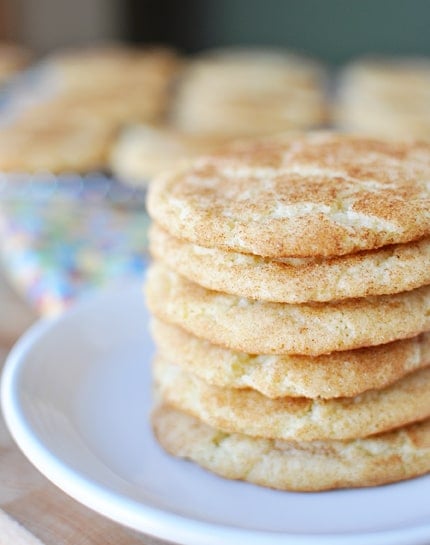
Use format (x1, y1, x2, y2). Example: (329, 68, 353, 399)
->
(0, 173, 149, 315)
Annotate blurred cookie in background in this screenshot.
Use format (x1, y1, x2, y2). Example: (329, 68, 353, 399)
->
(336, 57, 430, 138)
(0, 115, 115, 173)
(111, 124, 230, 185)
(41, 44, 183, 124)
(13, 85, 169, 129)
(0, 44, 183, 173)
(44, 44, 180, 91)
(170, 47, 329, 137)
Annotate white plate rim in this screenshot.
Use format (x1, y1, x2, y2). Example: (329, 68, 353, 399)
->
(2, 289, 430, 545)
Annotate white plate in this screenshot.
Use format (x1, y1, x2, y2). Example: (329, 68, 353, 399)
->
(2, 284, 430, 545)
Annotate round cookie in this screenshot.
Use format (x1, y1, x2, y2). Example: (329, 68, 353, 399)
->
(150, 223, 430, 303)
(0, 116, 115, 173)
(147, 133, 430, 258)
(154, 356, 430, 441)
(172, 48, 326, 98)
(170, 48, 328, 137)
(45, 44, 181, 97)
(18, 85, 167, 130)
(152, 404, 430, 491)
(152, 318, 430, 399)
(171, 93, 327, 138)
(337, 57, 430, 139)
(145, 263, 430, 356)
(111, 124, 229, 184)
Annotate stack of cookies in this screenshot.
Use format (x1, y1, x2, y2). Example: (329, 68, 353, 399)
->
(145, 132, 430, 491)
(337, 57, 430, 139)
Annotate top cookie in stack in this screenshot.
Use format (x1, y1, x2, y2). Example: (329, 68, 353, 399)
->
(146, 132, 430, 491)
(148, 132, 430, 259)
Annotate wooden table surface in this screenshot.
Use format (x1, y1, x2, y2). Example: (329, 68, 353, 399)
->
(0, 271, 168, 545)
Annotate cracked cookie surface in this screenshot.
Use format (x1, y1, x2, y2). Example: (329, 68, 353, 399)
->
(152, 404, 430, 491)
(147, 133, 430, 258)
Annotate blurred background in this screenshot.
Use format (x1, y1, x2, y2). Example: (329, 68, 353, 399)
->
(0, 0, 430, 322)
(1, 0, 429, 61)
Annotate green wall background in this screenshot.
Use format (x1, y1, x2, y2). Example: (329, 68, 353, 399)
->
(197, 0, 430, 64)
